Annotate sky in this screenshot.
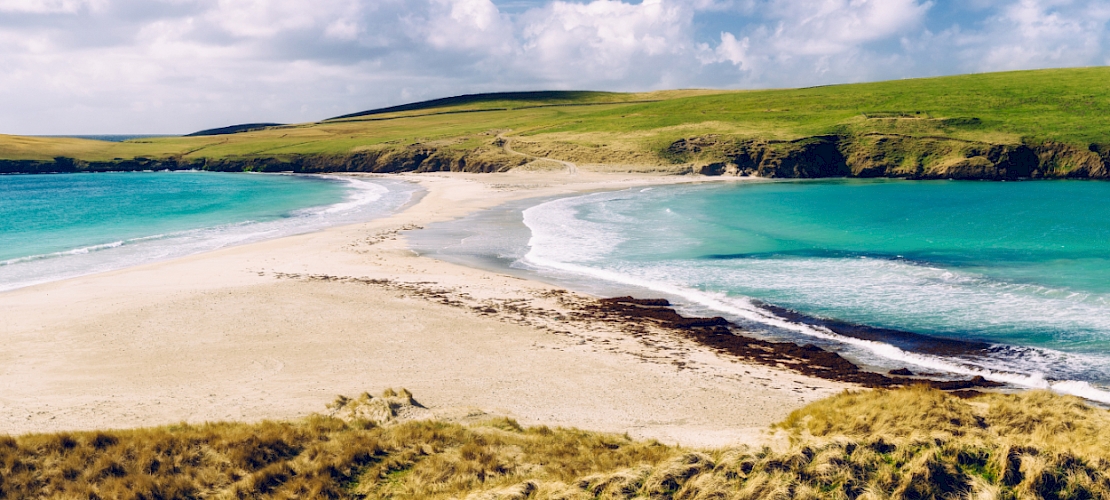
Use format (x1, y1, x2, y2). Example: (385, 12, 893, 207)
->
(1, 0, 1108, 134)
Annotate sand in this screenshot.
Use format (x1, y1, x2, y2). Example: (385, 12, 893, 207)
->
(0, 171, 850, 448)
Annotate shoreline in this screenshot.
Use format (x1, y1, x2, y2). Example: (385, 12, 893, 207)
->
(0, 172, 416, 293)
(4, 170, 1106, 446)
(454, 179, 1110, 404)
(2, 170, 840, 448)
(407, 182, 1013, 389)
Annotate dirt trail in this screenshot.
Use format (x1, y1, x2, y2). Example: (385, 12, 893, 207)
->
(497, 132, 578, 175)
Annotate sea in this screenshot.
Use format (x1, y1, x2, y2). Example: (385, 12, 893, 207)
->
(38, 135, 175, 142)
(0, 171, 416, 292)
(412, 179, 1110, 404)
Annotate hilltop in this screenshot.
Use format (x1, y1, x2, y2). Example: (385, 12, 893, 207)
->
(2, 67, 1109, 178)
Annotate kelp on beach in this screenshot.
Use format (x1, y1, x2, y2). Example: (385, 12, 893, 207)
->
(1, 387, 1107, 499)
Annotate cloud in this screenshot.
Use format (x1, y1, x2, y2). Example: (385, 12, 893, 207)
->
(965, 0, 1110, 71)
(515, 0, 696, 83)
(764, 0, 932, 55)
(0, 0, 104, 14)
(697, 0, 932, 85)
(700, 32, 750, 67)
(0, 0, 1108, 134)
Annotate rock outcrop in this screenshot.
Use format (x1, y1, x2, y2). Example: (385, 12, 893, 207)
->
(0, 145, 527, 175)
(675, 134, 1110, 180)
(3, 134, 1109, 180)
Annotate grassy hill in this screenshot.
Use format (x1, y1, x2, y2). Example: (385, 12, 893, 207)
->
(2, 67, 1109, 178)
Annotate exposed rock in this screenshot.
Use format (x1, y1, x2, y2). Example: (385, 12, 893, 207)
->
(4, 133, 1110, 180)
(669, 134, 1110, 180)
(1034, 141, 1107, 178)
(0, 146, 527, 175)
(739, 136, 849, 178)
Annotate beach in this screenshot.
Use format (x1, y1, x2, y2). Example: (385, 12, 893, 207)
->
(0, 171, 849, 448)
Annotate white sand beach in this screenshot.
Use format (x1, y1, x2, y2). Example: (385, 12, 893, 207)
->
(0, 171, 850, 448)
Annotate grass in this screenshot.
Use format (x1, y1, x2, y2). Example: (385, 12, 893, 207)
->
(2, 387, 1108, 499)
(2, 67, 1109, 176)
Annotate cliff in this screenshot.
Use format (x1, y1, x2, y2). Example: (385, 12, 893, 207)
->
(0, 145, 527, 175)
(676, 134, 1110, 180)
(6, 134, 1108, 180)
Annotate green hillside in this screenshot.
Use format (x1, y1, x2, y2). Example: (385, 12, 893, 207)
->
(3, 67, 1109, 178)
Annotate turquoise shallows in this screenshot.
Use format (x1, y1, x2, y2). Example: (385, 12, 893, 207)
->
(0, 172, 342, 262)
(521, 179, 1110, 389)
(0, 171, 409, 291)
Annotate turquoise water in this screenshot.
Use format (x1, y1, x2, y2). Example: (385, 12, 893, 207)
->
(520, 180, 1110, 401)
(0, 172, 413, 291)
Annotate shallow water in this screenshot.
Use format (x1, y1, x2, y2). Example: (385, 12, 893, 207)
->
(413, 179, 1110, 402)
(0, 171, 415, 291)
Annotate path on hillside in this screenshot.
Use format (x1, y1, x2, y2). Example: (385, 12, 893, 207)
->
(497, 132, 578, 175)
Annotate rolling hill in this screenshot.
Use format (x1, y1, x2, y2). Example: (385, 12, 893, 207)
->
(2, 67, 1109, 179)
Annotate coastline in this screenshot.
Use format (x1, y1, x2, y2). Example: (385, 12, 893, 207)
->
(0, 172, 416, 293)
(0, 170, 848, 448)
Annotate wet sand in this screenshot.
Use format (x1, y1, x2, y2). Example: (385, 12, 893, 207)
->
(0, 171, 849, 448)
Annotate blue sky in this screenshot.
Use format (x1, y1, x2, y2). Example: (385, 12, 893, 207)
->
(0, 0, 1108, 134)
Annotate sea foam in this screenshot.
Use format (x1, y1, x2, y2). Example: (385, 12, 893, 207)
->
(0, 174, 414, 292)
(520, 187, 1110, 404)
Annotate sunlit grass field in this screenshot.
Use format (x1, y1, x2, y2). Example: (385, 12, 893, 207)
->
(2, 67, 1108, 166)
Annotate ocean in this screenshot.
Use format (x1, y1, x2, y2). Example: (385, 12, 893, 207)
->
(36, 135, 175, 142)
(0, 171, 416, 292)
(413, 179, 1110, 403)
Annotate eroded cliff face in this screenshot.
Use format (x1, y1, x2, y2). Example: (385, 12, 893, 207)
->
(3, 135, 1109, 180)
(0, 146, 527, 175)
(673, 134, 1110, 180)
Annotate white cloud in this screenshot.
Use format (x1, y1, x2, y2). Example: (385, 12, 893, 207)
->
(324, 18, 360, 41)
(206, 0, 353, 38)
(424, 0, 515, 53)
(0, 0, 1108, 134)
(700, 31, 750, 67)
(762, 0, 932, 56)
(0, 0, 103, 14)
(695, 0, 931, 86)
(971, 0, 1110, 71)
(516, 0, 695, 82)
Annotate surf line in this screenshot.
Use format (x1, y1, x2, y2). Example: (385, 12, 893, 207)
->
(519, 247, 1110, 405)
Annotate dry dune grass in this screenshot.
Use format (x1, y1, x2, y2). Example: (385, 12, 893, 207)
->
(778, 387, 1110, 460)
(1, 387, 1108, 499)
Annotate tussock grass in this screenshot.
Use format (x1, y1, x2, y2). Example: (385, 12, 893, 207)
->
(779, 387, 1110, 459)
(1, 388, 1108, 499)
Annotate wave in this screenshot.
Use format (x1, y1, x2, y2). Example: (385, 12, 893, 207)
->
(0, 175, 413, 293)
(314, 177, 388, 215)
(520, 191, 1110, 405)
(1, 241, 126, 266)
(0, 222, 266, 270)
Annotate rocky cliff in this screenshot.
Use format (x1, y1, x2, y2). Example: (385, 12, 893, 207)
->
(0, 146, 526, 175)
(4, 134, 1109, 180)
(673, 134, 1110, 180)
